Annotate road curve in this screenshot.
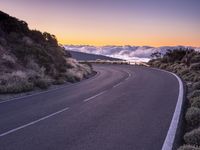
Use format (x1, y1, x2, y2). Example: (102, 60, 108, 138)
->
(0, 64, 179, 150)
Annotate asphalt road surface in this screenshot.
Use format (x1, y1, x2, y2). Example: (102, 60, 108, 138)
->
(0, 64, 179, 150)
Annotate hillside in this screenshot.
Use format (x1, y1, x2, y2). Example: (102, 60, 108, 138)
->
(0, 11, 92, 93)
(68, 50, 122, 61)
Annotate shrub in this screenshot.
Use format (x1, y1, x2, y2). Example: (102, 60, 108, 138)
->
(159, 63, 168, 69)
(189, 90, 200, 99)
(0, 71, 34, 93)
(190, 63, 200, 71)
(65, 69, 83, 82)
(2, 54, 16, 68)
(163, 49, 188, 63)
(151, 60, 161, 68)
(185, 107, 200, 129)
(182, 73, 192, 81)
(0, 80, 34, 93)
(191, 55, 200, 63)
(34, 78, 50, 89)
(80, 61, 92, 68)
(190, 97, 200, 105)
(193, 82, 200, 90)
(26, 58, 41, 72)
(179, 68, 190, 76)
(178, 145, 200, 150)
(64, 59, 92, 83)
(184, 128, 200, 146)
(193, 75, 200, 82)
(2, 54, 16, 64)
(191, 99, 200, 109)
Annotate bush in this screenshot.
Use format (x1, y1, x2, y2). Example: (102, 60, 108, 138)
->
(179, 68, 190, 76)
(184, 128, 200, 146)
(191, 55, 200, 63)
(53, 78, 66, 85)
(151, 60, 161, 68)
(193, 82, 200, 90)
(2, 54, 16, 68)
(190, 97, 200, 105)
(0, 81, 34, 93)
(189, 90, 200, 99)
(159, 63, 168, 69)
(190, 63, 200, 71)
(178, 145, 200, 150)
(34, 78, 51, 89)
(2, 54, 16, 64)
(0, 71, 35, 93)
(185, 107, 200, 129)
(65, 69, 82, 82)
(80, 61, 93, 68)
(191, 99, 200, 109)
(193, 75, 200, 82)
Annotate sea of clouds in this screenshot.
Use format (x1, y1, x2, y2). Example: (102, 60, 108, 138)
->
(64, 45, 200, 62)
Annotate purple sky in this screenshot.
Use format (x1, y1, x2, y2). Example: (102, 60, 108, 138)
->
(0, 0, 199, 46)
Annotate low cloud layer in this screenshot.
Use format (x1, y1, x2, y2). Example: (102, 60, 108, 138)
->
(64, 45, 200, 62)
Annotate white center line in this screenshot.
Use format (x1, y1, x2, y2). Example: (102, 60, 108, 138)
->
(0, 107, 69, 137)
(125, 77, 129, 81)
(113, 82, 123, 88)
(83, 91, 107, 102)
(128, 72, 131, 77)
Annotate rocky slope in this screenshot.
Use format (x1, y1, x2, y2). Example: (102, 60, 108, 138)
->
(0, 11, 92, 93)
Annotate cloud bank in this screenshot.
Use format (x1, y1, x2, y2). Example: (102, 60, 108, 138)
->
(64, 45, 200, 62)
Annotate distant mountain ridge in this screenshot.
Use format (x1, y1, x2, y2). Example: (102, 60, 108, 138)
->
(65, 45, 200, 62)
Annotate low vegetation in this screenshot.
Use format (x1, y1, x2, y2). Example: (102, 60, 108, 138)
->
(149, 48, 200, 149)
(178, 145, 200, 150)
(0, 11, 93, 94)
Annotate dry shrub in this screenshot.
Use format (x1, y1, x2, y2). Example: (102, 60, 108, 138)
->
(185, 107, 200, 129)
(178, 145, 200, 150)
(65, 58, 92, 82)
(0, 71, 34, 93)
(184, 128, 200, 146)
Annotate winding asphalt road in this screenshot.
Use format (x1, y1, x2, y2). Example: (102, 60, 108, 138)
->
(0, 64, 179, 150)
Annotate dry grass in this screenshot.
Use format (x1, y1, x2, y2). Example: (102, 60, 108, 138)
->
(65, 58, 92, 82)
(0, 71, 34, 93)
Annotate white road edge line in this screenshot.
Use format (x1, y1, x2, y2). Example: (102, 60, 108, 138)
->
(83, 91, 106, 102)
(0, 107, 69, 137)
(153, 69, 184, 150)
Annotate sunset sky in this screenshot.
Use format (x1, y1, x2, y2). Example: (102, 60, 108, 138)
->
(0, 0, 199, 47)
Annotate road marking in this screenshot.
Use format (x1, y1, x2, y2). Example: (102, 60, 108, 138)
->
(83, 91, 107, 102)
(128, 72, 131, 77)
(113, 82, 123, 88)
(124, 71, 131, 81)
(152, 68, 184, 150)
(0, 107, 69, 137)
(162, 72, 184, 150)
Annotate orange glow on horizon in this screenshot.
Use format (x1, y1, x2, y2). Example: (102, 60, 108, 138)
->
(0, 1, 199, 48)
(57, 37, 200, 47)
